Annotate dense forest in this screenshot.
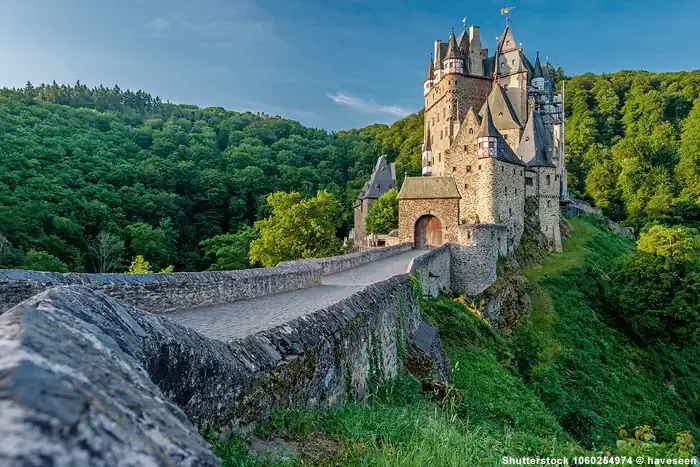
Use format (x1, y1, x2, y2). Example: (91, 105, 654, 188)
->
(1, 70, 699, 272)
(0, 82, 422, 272)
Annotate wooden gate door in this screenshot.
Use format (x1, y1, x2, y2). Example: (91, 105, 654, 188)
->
(414, 215, 443, 249)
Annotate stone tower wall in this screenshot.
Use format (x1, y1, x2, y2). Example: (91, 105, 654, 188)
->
(493, 159, 526, 255)
(450, 224, 507, 295)
(424, 75, 492, 176)
(537, 166, 562, 252)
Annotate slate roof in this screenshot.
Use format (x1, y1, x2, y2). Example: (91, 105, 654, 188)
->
(523, 53, 535, 76)
(533, 53, 545, 79)
(425, 56, 435, 82)
(478, 85, 523, 130)
(477, 100, 500, 138)
(518, 110, 556, 168)
(399, 177, 461, 200)
(357, 155, 397, 200)
(444, 30, 464, 60)
(477, 102, 525, 167)
(457, 27, 469, 56)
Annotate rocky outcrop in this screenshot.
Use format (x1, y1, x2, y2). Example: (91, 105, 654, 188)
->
(0, 286, 220, 467)
(404, 320, 452, 382)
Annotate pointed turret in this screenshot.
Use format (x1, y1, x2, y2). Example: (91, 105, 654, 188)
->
(477, 101, 500, 139)
(443, 29, 466, 75)
(424, 55, 435, 96)
(425, 55, 435, 82)
(477, 100, 524, 165)
(533, 52, 545, 79)
(518, 110, 555, 168)
(444, 29, 463, 59)
(422, 129, 433, 176)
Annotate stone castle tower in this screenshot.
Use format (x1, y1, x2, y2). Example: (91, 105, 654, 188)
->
(399, 18, 566, 257)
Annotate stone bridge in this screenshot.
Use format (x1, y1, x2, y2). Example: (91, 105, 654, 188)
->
(0, 241, 497, 466)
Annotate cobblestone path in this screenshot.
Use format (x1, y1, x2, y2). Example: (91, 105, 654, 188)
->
(167, 250, 424, 342)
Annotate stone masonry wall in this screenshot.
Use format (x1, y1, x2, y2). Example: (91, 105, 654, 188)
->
(494, 159, 526, 255)
(398, 198, 460, 244)
(407, 243, 452, 298)
(450, 224, 507, 296)
(2, 257, 447, 458)
(537, 166, 562, 252)
(281, 243, 413, 275)
(0, 244, 412, 314)
(0, 264, 323, 315)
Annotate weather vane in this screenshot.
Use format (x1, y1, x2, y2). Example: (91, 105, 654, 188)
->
(500, 6, 516, 25)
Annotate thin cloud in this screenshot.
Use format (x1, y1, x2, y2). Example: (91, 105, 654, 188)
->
(327, 92, 410, 117)
(145, 17, 170, 33)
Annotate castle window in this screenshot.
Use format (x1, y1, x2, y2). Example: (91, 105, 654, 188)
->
(555, 174, 560, 180)
(464, 183, 468, 189)
(466, 166, 472, 173)
(502, 166, 504, 172)
(376, 184, 380, 190)
(464, 145, 468, 151)
(452, 166, 457, 172)
(467, 231, 471, 239)
(509, 208, 513, 217)
(513, 168, 516, 175)
(546, 175, 551, 185)
(478, 165, 482, 170)
(547, 200, 551, 207)
(503, 134, 508, 140)
(525, 137, 530, 142)
(526, 177, 533, 186)
(515, 188, 517, 194)
(469, 128, 474, 134)
(511, 60, 515, 65)
(505, 187, 508, 195)
(440, 129, 443, 139)
(439, 153, 442, 162)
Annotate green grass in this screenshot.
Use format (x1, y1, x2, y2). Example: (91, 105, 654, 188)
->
(212, 215, 700, 465)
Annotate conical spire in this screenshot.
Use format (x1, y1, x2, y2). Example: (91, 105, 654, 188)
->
(425, 55, 435, 82)
(533, 52, 545, 79)
(477, 100, 500, 139)
(444, 28, 464, 60)
(518, 109, 555, 167)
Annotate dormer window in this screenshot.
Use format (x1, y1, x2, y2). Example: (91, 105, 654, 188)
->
(376, 184, 380, 190)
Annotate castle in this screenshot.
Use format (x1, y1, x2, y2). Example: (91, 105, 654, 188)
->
(389, 19, 567, 255)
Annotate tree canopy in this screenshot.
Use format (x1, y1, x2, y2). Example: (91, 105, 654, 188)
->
(249, 190, 345, 267)
(365, 189, 399, 234)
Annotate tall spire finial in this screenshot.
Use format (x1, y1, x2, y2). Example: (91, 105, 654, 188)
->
(500, 6, 515, 26)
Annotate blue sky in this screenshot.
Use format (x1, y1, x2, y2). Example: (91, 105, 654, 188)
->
(0, 0, 698, 131)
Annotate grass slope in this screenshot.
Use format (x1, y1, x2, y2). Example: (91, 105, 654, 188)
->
(211, 215, 699, 465)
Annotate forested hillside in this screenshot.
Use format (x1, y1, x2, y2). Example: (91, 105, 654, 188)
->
(0, 83, 420, 272)
(565, 70, 700, 229)
(2, 70, 700, 273)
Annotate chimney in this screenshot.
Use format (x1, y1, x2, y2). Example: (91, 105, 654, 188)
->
(469, 26, 484, 76)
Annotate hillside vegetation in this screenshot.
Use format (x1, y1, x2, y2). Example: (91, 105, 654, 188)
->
(2, 70, 699, 272)
(0, 83, 419, 272)
(210, 215, 699, 466)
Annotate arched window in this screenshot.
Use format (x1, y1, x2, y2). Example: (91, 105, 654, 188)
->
(469, 128, 474, 134)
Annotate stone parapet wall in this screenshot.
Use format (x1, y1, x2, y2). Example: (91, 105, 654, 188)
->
(0, 263, 323, 315)
(2, 275, 424, 463)
(280, 243, 413, 275)
(407, 243, 452, 298)
(1, 245, 413, 314)
(451, 224, 507, 296)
